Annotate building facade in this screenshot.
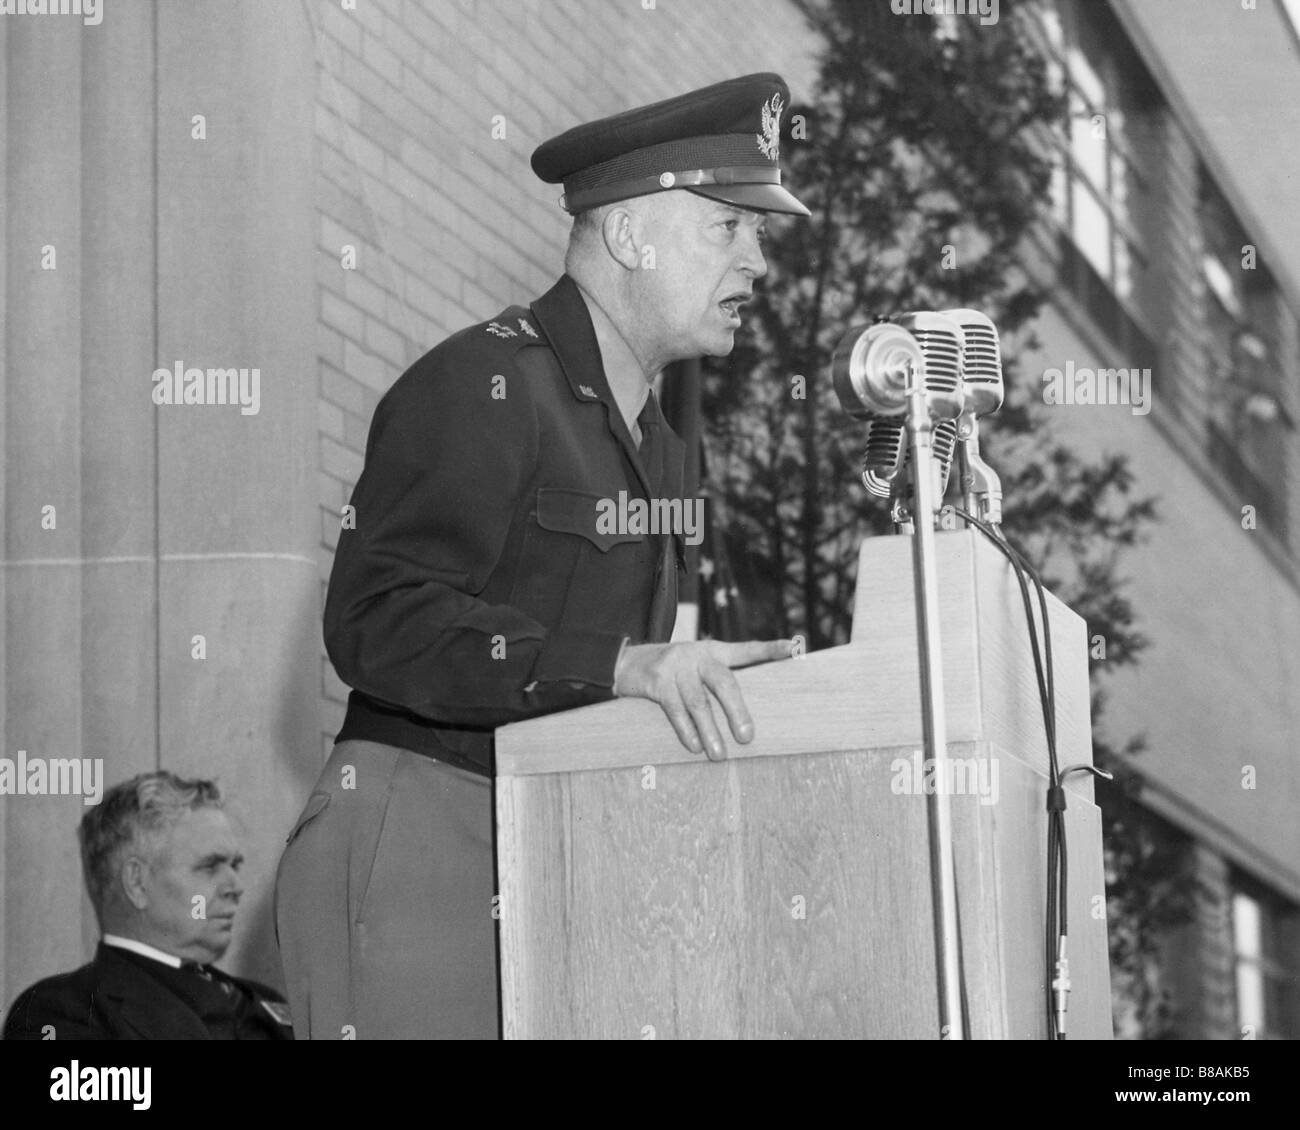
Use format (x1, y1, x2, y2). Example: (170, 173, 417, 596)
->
(1020, 0, 1300, 1039)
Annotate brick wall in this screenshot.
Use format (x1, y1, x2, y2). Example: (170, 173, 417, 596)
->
(303, 0, 820, 755)
(1189, 846, 1239, 1038)
(1154, 843, 1237, 1039)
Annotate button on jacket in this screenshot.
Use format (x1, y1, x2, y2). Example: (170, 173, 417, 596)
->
(325, 274, 688, 776)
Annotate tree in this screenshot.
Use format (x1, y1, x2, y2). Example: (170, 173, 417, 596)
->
(698, 0, 1187, 1035)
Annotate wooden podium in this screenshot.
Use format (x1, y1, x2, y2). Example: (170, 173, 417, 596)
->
(494, 530, 1111, 1039)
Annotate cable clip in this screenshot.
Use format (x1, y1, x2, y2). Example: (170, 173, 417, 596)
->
(1061, 764, 1114, 783)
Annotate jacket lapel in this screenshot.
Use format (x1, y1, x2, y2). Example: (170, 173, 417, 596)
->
(531, 274, 689, 641)
(530, 275, 657, 502)
(96, 944, 212, 1040)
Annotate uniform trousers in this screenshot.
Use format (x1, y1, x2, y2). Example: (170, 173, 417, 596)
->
(274, 739, 498, 1039)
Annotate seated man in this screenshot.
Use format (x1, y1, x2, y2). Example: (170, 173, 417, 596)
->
(3, 770, 292, 1040)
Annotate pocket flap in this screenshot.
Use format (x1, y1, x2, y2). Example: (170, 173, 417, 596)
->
(535, 487, 641, 552)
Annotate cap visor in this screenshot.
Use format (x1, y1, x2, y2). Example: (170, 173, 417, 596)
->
(686, 182, 811, 217)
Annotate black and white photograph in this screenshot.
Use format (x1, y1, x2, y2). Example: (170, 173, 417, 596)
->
(0, 0, 1295, 1100)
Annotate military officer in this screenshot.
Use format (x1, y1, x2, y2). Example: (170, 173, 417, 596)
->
(275, 73, 811, 1039)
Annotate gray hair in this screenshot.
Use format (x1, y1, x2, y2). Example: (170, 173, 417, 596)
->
(78, 770, 223, 923)
(570, 206, 605, 238)
(564, 198, 661, 276)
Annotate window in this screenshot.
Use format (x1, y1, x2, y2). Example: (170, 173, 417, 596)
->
(1232, 877, 1300, 1039)
(1041, 2, 1156, 302)
(1200, 167, 1291, 537)
(1033, 0, 1160, 368)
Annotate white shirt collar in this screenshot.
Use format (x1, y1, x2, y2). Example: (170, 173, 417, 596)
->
(102, 933, 185, 969)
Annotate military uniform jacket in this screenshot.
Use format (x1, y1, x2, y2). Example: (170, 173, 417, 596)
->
(326, 274, 688, 776)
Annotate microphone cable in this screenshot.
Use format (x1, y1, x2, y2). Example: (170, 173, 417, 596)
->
(953, 508, 1073, 1040)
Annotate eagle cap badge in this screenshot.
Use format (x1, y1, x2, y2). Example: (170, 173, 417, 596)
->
(757, 91, 784, 161)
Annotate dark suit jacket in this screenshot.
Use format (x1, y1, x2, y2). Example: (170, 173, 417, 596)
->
(326, 273, 688, 775)
(2, 942, 293, 1040)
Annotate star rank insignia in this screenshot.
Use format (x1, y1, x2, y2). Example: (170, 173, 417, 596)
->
(486, 321, 517, 339)
(517, 319, 538, 338)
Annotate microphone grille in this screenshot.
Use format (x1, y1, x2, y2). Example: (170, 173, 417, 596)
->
(910, 327, 963, 397)
(932, 419, 959, 493)
(862, 416, 906, 498)
(892, 311, 965, 418)
(940, 308, 1004, 415)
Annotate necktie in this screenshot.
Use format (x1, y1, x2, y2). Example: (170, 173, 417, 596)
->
(182, 960, 234, 996)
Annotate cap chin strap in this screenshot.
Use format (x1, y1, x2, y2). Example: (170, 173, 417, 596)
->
(562, 166, 784, 214)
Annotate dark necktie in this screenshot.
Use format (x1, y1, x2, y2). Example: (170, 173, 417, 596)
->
(181, 960, 234, 996)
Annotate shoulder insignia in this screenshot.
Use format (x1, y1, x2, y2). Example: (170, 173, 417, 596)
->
(486, 321, 517, 339)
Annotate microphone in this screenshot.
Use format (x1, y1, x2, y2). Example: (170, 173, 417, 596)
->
(831, 321, 924, 499)
(831, 320, 924, 418)
(831, 315, 967, 520)
(939, 308, 1004, 525)
(887, 418, 958, 529)
(888, 312, 966, 519)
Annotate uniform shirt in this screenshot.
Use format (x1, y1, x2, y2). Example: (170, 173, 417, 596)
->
(326, 274, 688, 776)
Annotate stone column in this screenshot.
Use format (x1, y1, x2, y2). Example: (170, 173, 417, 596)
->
(2, 10, 89, 1009)
(2, 0, 320, 1004)
(153, 0, 320, 989)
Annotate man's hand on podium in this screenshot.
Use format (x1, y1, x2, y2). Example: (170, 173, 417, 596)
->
(612, 639, 796, 761)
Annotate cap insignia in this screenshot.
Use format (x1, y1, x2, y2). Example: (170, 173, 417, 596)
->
(757, 91, 784, 161)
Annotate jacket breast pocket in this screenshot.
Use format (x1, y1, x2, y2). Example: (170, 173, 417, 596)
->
(535, 487, 642, 552)
(509, 486, 651, 630)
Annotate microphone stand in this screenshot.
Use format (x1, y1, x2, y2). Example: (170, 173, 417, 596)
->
(831, 317, 968, 1036)
(904, 378, 966, 1040)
